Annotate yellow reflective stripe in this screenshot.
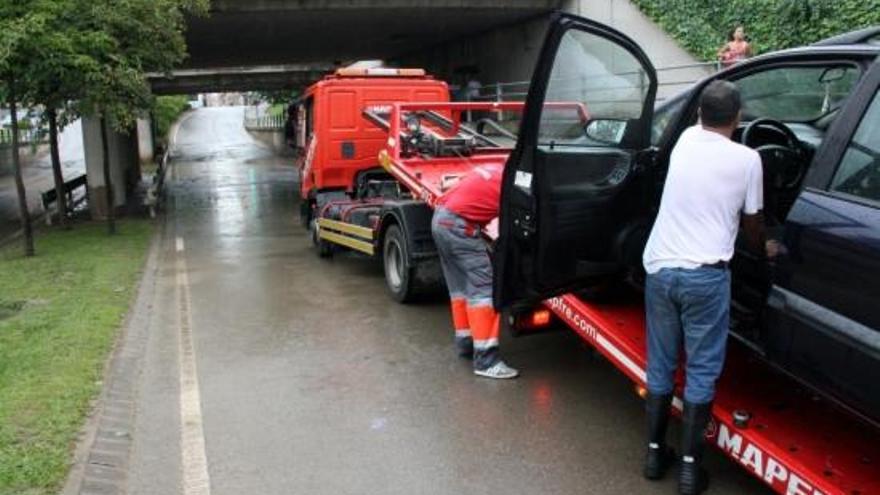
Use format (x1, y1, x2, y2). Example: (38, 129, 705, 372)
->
(319, 230, 375, 255)
(318, 218, 375, 240)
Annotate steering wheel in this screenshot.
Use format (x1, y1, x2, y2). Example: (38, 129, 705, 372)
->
(740, 118, 806, 190)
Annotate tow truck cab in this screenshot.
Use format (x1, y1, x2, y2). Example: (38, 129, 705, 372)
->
(494, 14, 880, 429)
(293, 68, 450, 223)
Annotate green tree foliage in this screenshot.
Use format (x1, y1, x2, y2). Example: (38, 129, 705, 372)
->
(72, 0, 207, 234)
(21, 1, 106, 229)
(0, 6, 47, 255)
(3, 0, 208, 237)
(152, 95, 190, 147)
(631, 0, 880, 60)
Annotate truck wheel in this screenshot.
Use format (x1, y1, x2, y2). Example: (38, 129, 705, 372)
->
(383, 225, 417, 302)
(311, 218, 333, 258)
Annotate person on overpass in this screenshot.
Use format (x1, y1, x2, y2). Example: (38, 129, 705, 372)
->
(640, 81, 778, 494)
(431, 163, 518, 379)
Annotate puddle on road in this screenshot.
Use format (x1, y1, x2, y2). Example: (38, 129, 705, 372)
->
(0, 300, 24, 321)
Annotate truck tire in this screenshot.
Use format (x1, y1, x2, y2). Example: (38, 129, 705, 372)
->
(383, 224, 417, 302)
(311, 218, 333, 258)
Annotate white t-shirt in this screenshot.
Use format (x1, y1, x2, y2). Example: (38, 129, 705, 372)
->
(643, 125, 763, 274)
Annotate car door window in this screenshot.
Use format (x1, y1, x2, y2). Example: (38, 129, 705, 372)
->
(734, 65, 860, 122)
(538, 28, 652, 147)
(830, 89, 880, 202)
(651, 93, 687, 145)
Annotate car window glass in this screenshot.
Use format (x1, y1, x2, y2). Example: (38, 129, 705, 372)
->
(651, 94, 687, 146)
(830, 89, 880, 202)
(734, 65, 860, 122)
(538, 28, 651, 147)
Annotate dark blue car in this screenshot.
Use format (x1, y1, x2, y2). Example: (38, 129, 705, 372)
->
(494, 16, 880, 428)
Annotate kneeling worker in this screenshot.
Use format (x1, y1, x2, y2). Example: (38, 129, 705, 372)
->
(431, 163, 518, 379)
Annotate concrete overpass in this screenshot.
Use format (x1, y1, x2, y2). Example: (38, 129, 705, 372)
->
(147, 0, 564, 94)
(93, 0, 704, 220)
(95, 0, 565, 219)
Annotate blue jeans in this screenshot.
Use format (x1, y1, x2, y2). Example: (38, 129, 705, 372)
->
(645, 267, 731, 404)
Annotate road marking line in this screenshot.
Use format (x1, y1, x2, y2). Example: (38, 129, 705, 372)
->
(176, 237, 185, 252)
(176, 246, 211, 495)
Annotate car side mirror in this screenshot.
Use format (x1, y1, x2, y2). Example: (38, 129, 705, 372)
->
(585, 119, 627, 145)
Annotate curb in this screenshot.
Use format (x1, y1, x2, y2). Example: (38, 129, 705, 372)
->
(60, 223, 164, 495)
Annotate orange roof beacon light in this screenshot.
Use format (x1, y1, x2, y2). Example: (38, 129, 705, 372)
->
(334, 67, 427, 78)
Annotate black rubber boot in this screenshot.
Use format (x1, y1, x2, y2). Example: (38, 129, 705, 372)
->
(643, 393, 675, 480)
(679, 401, 712, 495)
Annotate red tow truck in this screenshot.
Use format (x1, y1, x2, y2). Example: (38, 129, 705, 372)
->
(294, 15, 880, 495)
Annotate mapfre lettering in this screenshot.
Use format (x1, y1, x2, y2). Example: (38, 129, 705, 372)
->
(547, 297, 597, 341)
(717, 424, 825, 495)
(366, 105, 392, 114)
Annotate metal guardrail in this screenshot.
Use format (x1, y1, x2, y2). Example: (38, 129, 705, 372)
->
(469, 60, 720, 104)
(41, 174, 87, 225)
(243, 107, 285, 131)
(0, 127, 48, 148)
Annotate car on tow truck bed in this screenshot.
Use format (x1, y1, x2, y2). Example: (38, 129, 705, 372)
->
(494, 14, 880, 436)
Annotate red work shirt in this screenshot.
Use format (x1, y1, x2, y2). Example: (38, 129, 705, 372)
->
(437, 163, 504, 226)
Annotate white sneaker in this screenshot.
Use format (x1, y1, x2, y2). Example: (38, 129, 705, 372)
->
(474, 360, 519, 379)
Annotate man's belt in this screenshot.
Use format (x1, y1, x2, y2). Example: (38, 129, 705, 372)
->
(700, 261, 729, 270)
(437, 214, 481, 237)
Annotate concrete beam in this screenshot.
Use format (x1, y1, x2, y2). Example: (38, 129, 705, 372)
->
(148, 64, 333, 95)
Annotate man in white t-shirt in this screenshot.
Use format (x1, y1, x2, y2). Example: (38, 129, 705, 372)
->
(640, 81, 778, 494)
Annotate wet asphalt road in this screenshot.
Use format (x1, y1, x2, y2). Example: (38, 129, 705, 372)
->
(126, 107, 769, 494)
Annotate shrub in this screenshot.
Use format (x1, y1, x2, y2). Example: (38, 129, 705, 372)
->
(631, 0, 880, 60)
(151, 95, 190, 146)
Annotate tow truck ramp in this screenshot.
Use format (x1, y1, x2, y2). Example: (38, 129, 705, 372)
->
(545, 293, 880, 495)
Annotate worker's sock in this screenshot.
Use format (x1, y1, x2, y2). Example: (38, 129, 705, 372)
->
(678, 401, 712, 495)
(466, 304, 500, 370)
(643, 393, 675, 480)
(473, 346, 500, 371)
(455, 335, 473, 358)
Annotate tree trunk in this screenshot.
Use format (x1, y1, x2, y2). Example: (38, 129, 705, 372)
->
(47, 108, 68, 229)
(8, 81, 35, 256)
(100, 116, 116, 234)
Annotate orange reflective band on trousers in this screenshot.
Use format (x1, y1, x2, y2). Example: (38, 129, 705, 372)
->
(451, 297, 471, 338)
(466, 304, 500, 349)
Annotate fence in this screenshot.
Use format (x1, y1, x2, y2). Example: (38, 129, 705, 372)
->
(243, 106, 285, 131)
(0, 127, 49, 149)
(468, 60, 720, 106)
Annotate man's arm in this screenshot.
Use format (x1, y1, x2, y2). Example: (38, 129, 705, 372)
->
(742, 212, 782, 259)
(741, 212, 766, 255)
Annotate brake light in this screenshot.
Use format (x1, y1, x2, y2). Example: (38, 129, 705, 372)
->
(516, 308, 552, 330)
(529, 309, 552, 327)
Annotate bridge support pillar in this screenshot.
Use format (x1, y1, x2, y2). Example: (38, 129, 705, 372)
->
(136, 117, 155, 165)
(82, 116, 139, 219)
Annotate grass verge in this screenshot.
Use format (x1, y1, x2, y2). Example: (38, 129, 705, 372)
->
(0, 219, 154, 495)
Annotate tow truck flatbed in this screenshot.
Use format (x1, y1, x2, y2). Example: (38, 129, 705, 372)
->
(545, 292, 880, 495)
(312, 99, 880, 494)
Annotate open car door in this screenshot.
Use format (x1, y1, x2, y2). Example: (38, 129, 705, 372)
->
(494, 13, 657, 308)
